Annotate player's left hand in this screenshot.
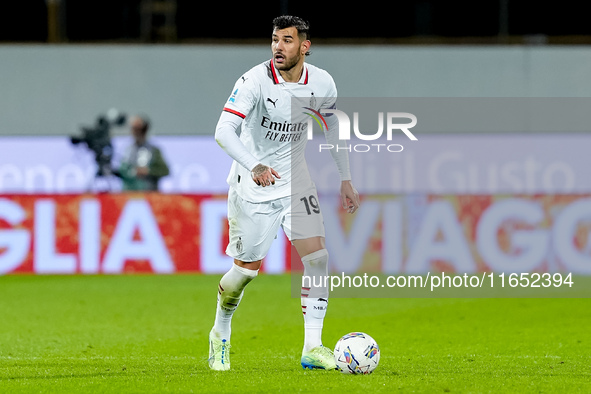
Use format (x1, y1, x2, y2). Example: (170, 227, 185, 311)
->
(340, 180, 360, 214)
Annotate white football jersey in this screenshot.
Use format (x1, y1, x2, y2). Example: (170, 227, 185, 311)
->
(222, 59, 337, 203)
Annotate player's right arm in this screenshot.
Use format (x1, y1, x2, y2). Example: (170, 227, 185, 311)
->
(215, 111, 258, 172)
(214, 113, 279, 186)
(215, 73, 279, 187)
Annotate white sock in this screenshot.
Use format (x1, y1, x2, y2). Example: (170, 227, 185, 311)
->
(300, 249, 329, 352)
(212, 263, 258, 341)
(302, 297, 328, 351)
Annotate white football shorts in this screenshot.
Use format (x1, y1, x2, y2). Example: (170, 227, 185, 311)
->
(225, 184, 325, 262)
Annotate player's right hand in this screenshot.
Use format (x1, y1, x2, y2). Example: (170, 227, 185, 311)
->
(251, 163, 280, 187)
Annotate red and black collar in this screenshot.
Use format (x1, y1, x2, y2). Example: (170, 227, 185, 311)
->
(269, 60, 308, 85)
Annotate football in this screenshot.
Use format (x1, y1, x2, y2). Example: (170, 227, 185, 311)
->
(334, 332, 380, 374)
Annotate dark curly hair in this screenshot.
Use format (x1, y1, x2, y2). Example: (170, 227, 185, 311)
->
(272, 15, 311, 56)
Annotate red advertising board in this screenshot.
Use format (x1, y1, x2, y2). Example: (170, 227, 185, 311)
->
(1, 193, 591, 275)
(0, 194, 211, 274)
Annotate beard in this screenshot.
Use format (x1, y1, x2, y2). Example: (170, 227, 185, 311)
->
(274, 52, 302, 71)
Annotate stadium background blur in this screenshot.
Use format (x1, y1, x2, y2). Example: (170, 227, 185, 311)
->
(1, 2, 590, 392)
(2, 0, 591, 139)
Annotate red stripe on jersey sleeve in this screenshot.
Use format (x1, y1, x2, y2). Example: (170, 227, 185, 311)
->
(223, 107, 246, 119)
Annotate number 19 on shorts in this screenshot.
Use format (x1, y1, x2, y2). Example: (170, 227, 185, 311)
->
(300, 195, 320, 215)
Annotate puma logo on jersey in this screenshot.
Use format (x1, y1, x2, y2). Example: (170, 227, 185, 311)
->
(266, 98, 278, 108)
(241, 76, 248, 83)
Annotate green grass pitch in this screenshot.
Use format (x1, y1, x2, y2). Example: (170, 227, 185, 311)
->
(0, 274, 589, 393)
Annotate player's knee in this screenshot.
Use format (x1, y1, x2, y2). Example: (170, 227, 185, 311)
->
(302, 249, 329, 271)
(301, 249, 329, 299)
(220, 263, 258, 294)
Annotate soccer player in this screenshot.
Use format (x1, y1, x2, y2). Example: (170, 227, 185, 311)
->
(209, 15, 359, 371)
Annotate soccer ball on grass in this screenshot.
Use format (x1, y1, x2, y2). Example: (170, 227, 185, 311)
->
(333, 332, 380, 374)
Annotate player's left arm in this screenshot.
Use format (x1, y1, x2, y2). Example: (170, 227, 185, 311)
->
(324, 112, 360, 213)
(322, 77, 360, 214)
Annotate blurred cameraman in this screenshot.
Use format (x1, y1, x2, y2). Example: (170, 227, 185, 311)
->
(117, 114, 170, 191)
